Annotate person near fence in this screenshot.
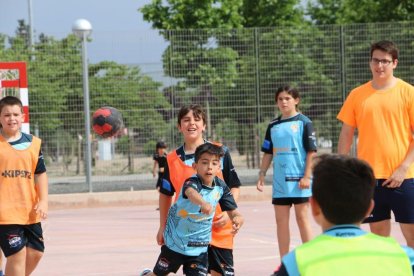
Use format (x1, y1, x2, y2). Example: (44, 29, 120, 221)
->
(337, 40, 414, 248)
(256, 85, 317, 275)
(0, 96, 48, 275)
(155, 104, 242, 276)
(141, 143, 244, 276)
(152, 141, 168, 191)
(275, 154, 414, 275)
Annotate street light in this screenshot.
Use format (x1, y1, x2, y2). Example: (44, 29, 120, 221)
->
(72, 19, 93, 192)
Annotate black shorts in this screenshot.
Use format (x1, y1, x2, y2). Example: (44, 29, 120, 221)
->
(153, 245, 208, 276)
(364, 178, 414, 224)
(0, 223, 44, 257)
(208, 245, 234, 275)
(272, 197, 309, 206)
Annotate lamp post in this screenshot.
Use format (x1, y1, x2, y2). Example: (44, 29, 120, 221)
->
(72, 19, 93, 192)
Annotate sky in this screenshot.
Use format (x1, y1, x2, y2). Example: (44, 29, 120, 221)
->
(0, 0, 166, 65)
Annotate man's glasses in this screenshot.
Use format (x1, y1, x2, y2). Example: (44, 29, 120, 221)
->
(370, 58, 393, 66)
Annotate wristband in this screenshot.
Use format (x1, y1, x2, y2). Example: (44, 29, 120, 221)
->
(258, 170, 266, 176)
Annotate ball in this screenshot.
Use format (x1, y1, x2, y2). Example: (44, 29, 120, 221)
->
(92, 106, 124, 138)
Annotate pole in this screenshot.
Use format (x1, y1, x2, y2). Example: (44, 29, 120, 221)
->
(28, 0, 35, 60)
(81, 32, 93, 192)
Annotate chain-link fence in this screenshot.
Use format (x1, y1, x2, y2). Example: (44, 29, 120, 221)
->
(1, 22, 414, 193)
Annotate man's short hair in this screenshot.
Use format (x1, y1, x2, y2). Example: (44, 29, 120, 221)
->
(312, 154, 375, 225)
(370, 40, 399, 61)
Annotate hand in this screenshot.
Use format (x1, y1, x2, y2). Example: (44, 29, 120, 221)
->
(299, 177, 311, 189)
(156, 227, 165, 245)
(231, 215, 244, 235)
(256, 179, 265, 192)
(383, 165, 408, 188)
(200, 202, 213, 215)
(213, 212, 229, 229)
(152, 172, 156, 178)
(34, 200, 48, 220)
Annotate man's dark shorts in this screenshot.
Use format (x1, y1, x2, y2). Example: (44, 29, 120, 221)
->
(364, 178, 414, 223)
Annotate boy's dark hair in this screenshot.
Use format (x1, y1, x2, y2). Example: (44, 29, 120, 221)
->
(275, 85, 300, 102)
(0, 96, 23, 113)
(370, 40, 399, 61)
(156, 141, 167, 149)
(194, 143, 224, 163)
(177, 104, 206, 126)
(312, 154, 375, 225)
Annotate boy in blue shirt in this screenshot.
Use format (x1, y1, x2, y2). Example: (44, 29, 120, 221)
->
(141, 143, 243, 276)
(276, 154, 414, 275)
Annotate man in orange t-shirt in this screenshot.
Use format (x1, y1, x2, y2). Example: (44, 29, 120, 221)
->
(337, 40, 414, 248)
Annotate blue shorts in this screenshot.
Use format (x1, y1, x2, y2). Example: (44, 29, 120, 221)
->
(364, 178, 414, 224)
(0, 223, 44, 257)
(153, 245, 208, 276)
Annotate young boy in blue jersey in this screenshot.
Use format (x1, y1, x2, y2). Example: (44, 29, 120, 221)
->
(156, 104, 242, 276)
(275, 154, 414, 276)
(141, 143, 244, 276)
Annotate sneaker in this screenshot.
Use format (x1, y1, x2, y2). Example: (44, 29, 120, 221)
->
(140, 268, 152, 276)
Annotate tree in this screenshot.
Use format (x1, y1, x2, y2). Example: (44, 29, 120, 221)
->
(141, 0, 245, 39)
(0, 20, 169, 173)
(307, 0, 414, 24)
(242, 0, 305, 27)
(141, 0, 313, 167)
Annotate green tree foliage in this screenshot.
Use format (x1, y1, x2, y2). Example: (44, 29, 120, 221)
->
(307, 0, 414, 24)
(141, 0, 245, 39)
(140, 0, 320, 167)
(242, 0, 305, 27)
(0, 20, 169, 172)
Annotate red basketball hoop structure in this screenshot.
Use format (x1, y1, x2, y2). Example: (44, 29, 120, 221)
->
(0, 61, 30, 133)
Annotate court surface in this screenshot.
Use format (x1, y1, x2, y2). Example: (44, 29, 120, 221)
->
(27, 199, 406, 276)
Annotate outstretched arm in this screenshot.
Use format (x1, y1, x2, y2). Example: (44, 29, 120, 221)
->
(185, 187, 212, 214)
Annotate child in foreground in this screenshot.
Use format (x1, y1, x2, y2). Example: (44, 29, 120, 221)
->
(157, 104, 242, 275)
(0, 96, 48, 275)
(276, 154, 414, 276)
(141, 143, 243, 276)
